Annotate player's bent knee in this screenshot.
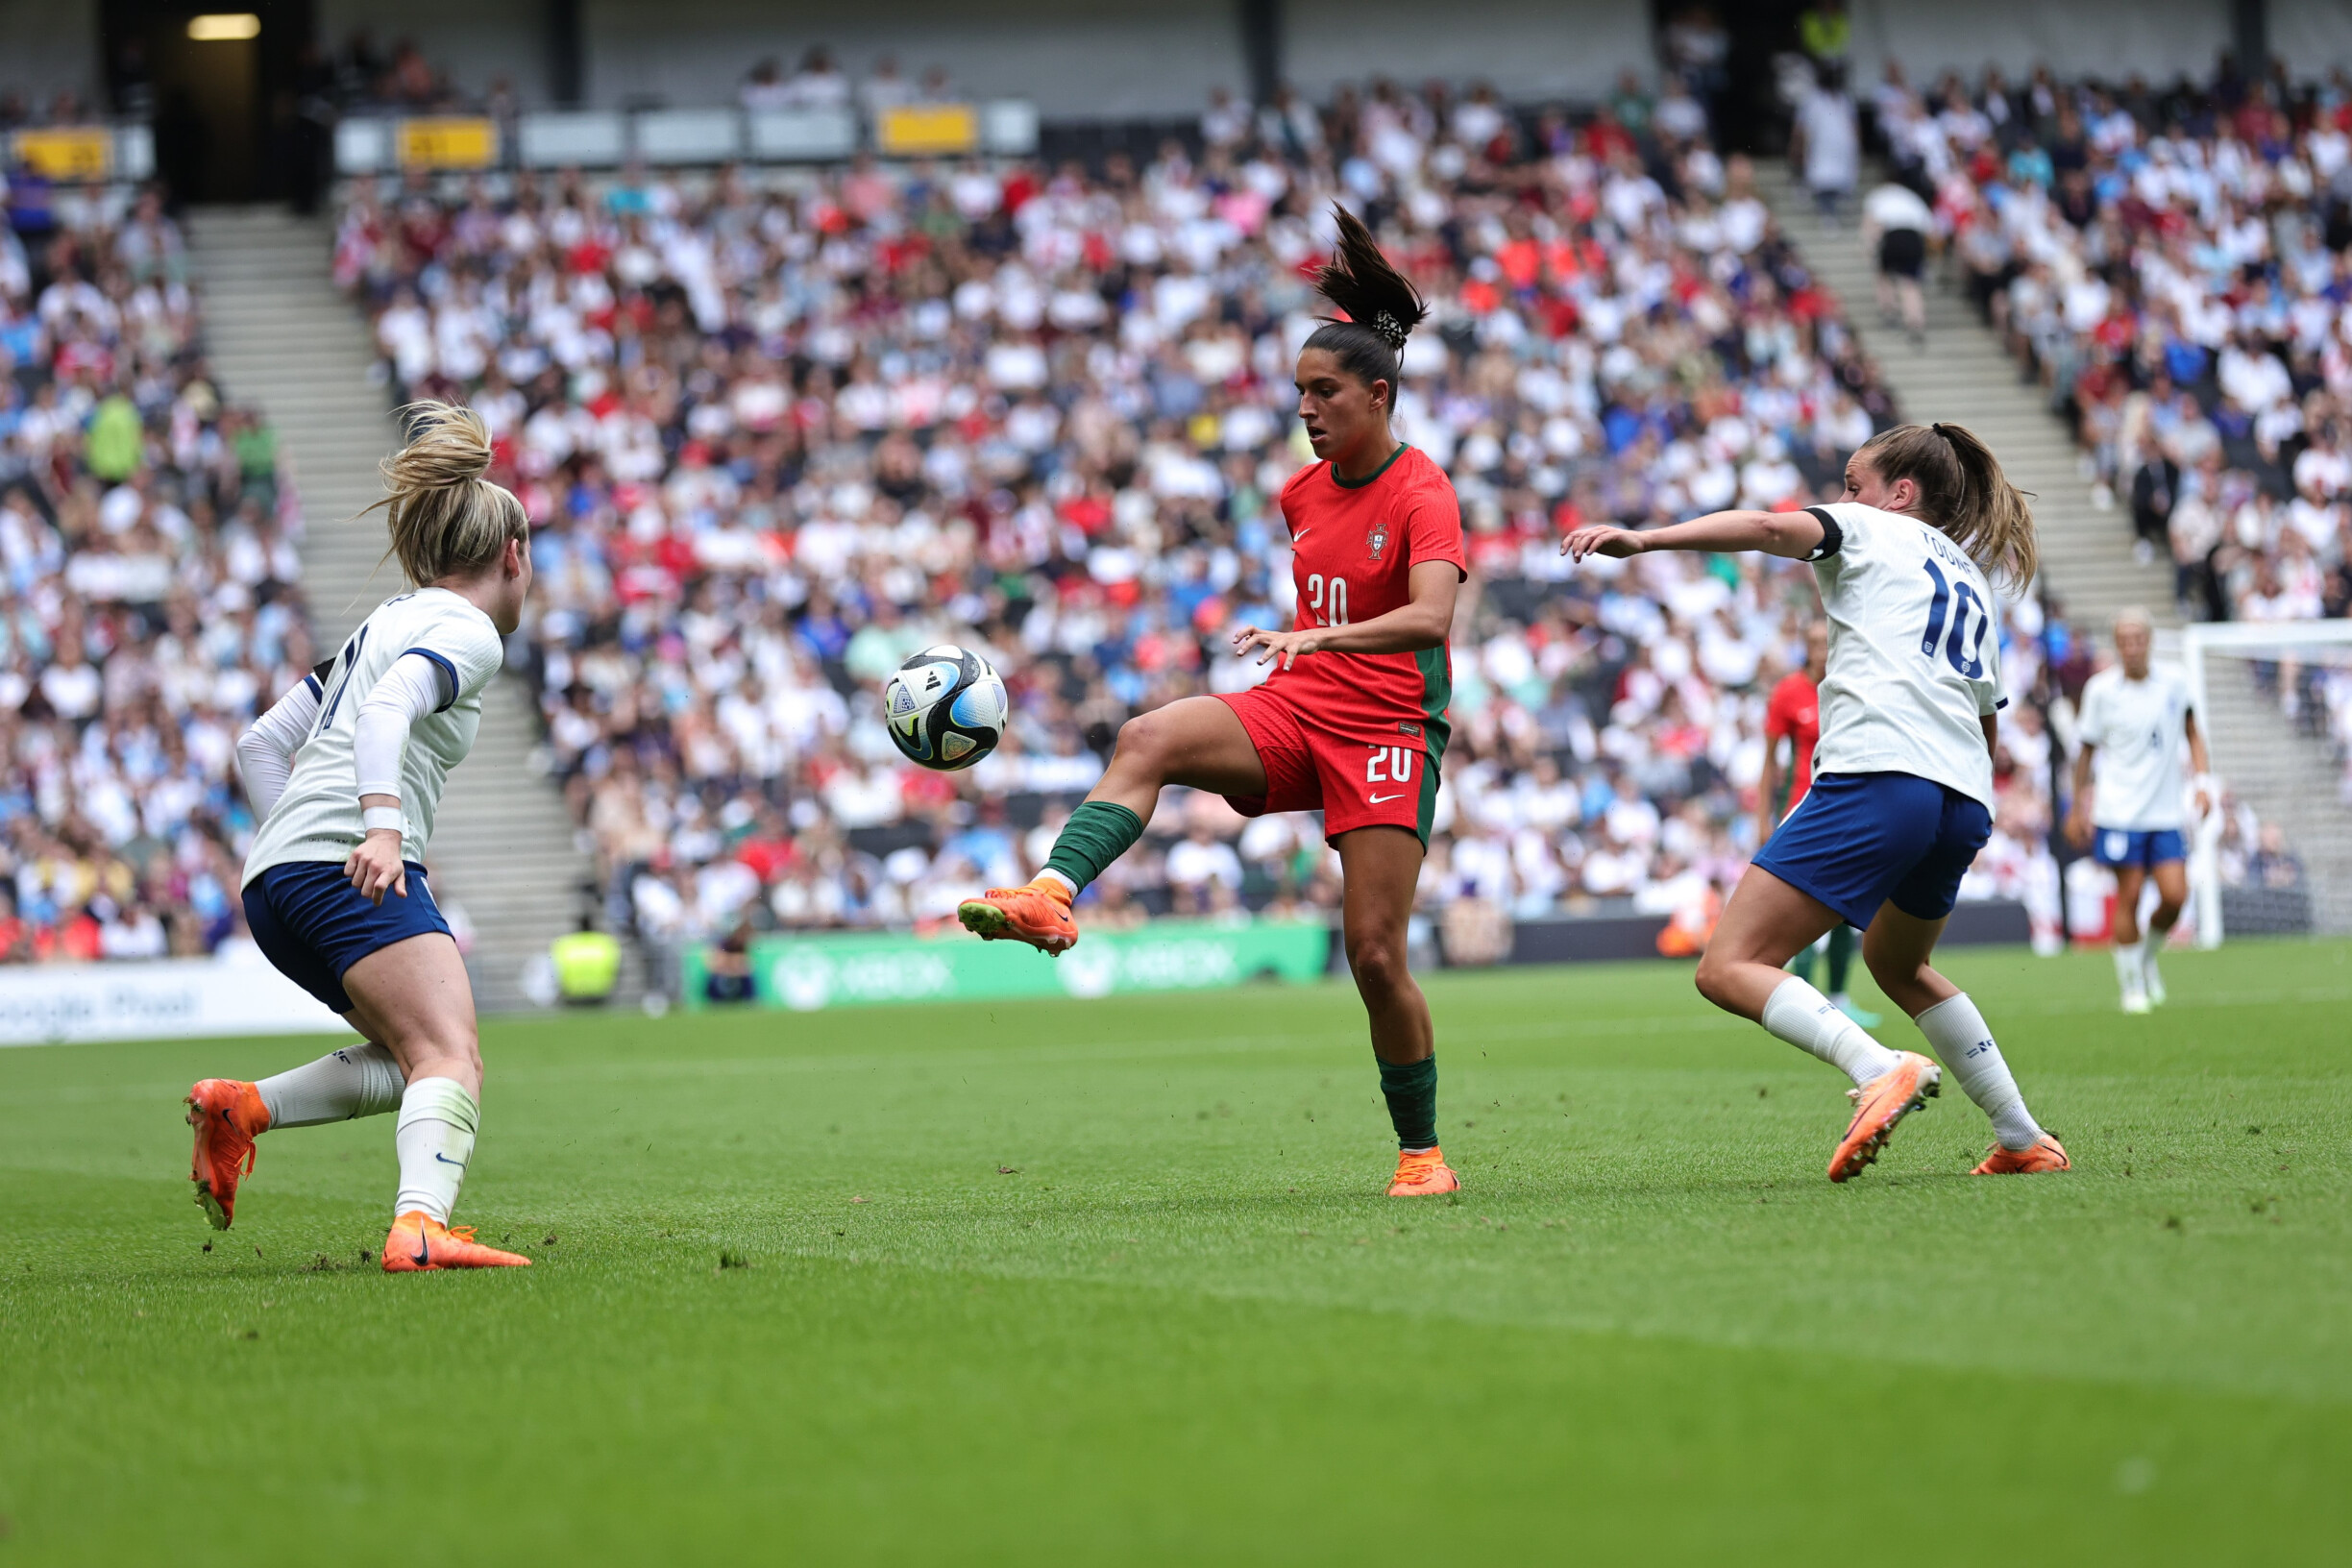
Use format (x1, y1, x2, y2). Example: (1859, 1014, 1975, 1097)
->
(1692, 954, 1739, 1013)
(1343, 932, 1409, 996)
(1109, 712, 1171, 773)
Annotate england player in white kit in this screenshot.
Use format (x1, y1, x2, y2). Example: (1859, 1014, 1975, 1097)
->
(184, 404, 538, 1271)
(1566, 422, 2070, 1181)
(2068, 607, 2212, 1013)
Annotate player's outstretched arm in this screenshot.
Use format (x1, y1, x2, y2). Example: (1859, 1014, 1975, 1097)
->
(1561, 509, 1826, 563)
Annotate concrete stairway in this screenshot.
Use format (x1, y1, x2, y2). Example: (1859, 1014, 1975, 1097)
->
(1757, 162, 2174, 628)
(187, 207, 598, 1011)
(2198, 661, 2352, 934)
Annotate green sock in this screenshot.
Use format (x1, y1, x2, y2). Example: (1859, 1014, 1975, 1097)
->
(1378, 1055, 1437, 1150)
(1826, 925, 1856, 994)
(1043, 800, 1145, 894)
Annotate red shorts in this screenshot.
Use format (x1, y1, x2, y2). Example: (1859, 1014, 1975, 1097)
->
(1213, 685, 1443, 845)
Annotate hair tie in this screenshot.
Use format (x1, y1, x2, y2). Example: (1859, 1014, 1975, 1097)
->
(1370, 311, 1409, 351)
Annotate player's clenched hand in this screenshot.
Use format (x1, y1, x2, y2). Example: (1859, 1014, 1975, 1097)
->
(1560, 525, 1648, 561)
(1232, 625, 1323, 669)
(344, 829, 408, 906)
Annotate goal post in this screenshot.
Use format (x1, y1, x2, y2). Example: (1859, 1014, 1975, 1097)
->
(2173, 620, 2352, 945)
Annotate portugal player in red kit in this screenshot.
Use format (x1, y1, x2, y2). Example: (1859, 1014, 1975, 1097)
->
(958, 208, 1468, 1196)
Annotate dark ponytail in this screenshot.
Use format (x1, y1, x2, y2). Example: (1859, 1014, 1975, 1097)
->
(1302, 204, 1429, 402)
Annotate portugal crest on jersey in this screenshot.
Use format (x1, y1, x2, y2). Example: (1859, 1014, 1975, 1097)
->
(1366, 521, 1390, 562)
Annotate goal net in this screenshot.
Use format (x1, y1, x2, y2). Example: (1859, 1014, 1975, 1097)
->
(2174, 621, 2352, 943)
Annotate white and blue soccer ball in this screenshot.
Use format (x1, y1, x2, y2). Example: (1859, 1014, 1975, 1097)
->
(883, 645, 1009, 772)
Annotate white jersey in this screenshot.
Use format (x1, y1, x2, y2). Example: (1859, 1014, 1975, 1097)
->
(2076, 662, 2193, 830)
(243, 588, 506, 886)
(1803, 502, 2006, 808)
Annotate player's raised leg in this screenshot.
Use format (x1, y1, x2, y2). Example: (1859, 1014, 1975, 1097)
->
(958, 696, 1267, 952)
(1861, 906, 2068, 1174)
(186, 1036, 407, 1228)
(342, 933, 530, 1270)
(1334, 825, 1456, 1195)
(1696, 867, 1942, 1182)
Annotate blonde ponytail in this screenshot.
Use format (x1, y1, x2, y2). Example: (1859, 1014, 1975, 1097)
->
(365, 402, 528, 586)
(1856, 421, 2038, 588)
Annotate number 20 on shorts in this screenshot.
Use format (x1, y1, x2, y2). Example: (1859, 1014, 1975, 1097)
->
(1365, 745, 1417, 783)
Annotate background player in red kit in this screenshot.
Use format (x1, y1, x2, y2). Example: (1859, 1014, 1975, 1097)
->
(1760, 624, 1879, 1026)
(957, 208, 1469, 1197)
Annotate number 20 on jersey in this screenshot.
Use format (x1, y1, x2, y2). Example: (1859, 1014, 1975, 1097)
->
(1305, 574, 1349, 626)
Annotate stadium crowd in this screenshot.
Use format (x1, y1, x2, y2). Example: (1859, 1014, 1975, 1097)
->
(1871, 61, 2352, 806)
(331, 75, 2100, 954)
(0, 190, 313, 961)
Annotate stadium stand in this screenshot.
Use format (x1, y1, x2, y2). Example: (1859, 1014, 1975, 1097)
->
(1859, 63, 2351, 914)
(331, 77, 2092, 964)
(0, 190, 312, 961)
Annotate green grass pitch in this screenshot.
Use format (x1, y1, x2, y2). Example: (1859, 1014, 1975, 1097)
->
(4, 940, 2348, 1564)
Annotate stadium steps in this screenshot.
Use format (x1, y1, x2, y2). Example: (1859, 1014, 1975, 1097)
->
(187, 207, 616, 1012)
(1755, 161, 2174, 630)
(2198, 664, 2352, 934)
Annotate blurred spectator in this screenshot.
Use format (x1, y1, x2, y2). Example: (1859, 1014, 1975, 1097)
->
(0, 194, 306, 963)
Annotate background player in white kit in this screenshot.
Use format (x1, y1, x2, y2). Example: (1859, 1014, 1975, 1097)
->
(184, 404, 535, 1271)
(1564, 422, 2070, 1182)
(2068, 607, 2212, 1014)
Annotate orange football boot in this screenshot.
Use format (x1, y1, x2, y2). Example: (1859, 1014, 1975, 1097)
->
(957, 878, 1079, 954)
(1827, 1051, 1941, 1183)
(1386, 1146, 1461, 1196)
(185, 1078, 269, 1231)
(1972, 1133, 2070, 1175)
(381, 1212, 533, 1272)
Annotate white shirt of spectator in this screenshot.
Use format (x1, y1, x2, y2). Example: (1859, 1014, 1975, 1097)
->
(1805, 502, 2006, 810)
(2076, 662, 2193, 833)
(243, 588, 506, 885)
(1862, 183, 1932, 234)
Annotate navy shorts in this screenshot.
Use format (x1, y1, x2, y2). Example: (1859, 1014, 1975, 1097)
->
(2093, 827, 2186, 870)
(1752, 772, 1992, 931)
(242, 860, 452, 1016)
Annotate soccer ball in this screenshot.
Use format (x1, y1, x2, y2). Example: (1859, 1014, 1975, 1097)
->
(883, 645, 1008, 772)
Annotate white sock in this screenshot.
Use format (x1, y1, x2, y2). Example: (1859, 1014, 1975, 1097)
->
(1914, 992, 2043, 1151)
(2114, 940, 2145, 994)
(1761, 976, 1899, 1089)
(256, 1043, 405, 1130)
(1035, 869, 1075, 894)
(392, 1077, 479, 1225)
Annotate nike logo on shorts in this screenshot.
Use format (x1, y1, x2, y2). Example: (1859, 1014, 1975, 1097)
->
(1368, 792, 1404, 803)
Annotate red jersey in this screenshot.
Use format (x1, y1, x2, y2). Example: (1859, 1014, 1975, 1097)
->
(1764, 671, 1823, 813)
(1266, 445, 1466, 744)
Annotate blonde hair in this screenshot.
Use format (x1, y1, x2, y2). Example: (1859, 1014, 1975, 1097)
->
(1856, 422, 2038, 589)
(365, 402, 528, 586)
